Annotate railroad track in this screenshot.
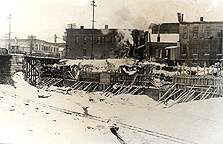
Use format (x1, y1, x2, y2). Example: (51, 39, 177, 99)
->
(0, 88, 198, 144)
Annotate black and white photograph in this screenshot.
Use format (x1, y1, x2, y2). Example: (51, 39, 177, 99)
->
(0, 0, 222, 143)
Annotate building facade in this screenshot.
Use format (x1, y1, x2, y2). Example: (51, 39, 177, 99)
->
(0, 36, 64, 58)
(149, 13, 223, 66)
(178, 14, 223, 65)
(64, 25, 147, 59)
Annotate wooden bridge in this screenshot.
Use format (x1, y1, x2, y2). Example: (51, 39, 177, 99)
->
(24, 56, 60, 86)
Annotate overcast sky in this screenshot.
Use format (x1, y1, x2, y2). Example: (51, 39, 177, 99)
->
(0, 0, 222, 42)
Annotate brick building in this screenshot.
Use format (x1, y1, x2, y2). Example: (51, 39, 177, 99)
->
(64, 25, 147, 59)
(149, 13, 223, 66)
(177, 13, 223, 65)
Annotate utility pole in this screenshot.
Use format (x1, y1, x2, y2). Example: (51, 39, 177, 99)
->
(91, 0, 96, 59)
(7, 13, 13, 54)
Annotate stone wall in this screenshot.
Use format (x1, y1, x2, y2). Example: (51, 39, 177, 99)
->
(0, 55, 13, 84)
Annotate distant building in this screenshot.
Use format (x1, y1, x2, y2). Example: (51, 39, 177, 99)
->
(0, 36, 64, 58)
(64, 25, 147, 59)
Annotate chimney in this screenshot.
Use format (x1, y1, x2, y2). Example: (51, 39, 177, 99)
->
(181, 14, 184, 22)
(80, 26, 84, 29)
(105, 25, 108, 29)
(177, 13, 182, 23)
(157, 24, 161, 42)
(200, 17, 204, 22)
(15, 37, 17, 44)
(157, 34, 160, 42)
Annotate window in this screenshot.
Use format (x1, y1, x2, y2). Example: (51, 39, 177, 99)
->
(165, 49, 169, 57)
(159, 49, 162, 58)
(181, 45, 186, 55)
(156, 49, 159, 57)
(75, 36, 79, 44)
(111, 36, 115, 44)
(97, 36, 101, 44)
(89, 36, 93, 44)
(193, 26, 199, 39)
(138, 36, 141, 45)
(193, 44, 198, 54)
(205, 27, 211, 38)
(83, 48, 87, 56)
(200, 27, 204, 38)
(83, 36, 87, 44)
(183, 28, 188, 39)
(204, 43, 210, 54)
(217, 31, 222, 38)
(101, 36, 105, 44)
(217, 43, 222, 54)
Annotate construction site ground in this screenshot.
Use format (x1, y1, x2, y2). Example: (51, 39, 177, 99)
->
(0, 72, 222, 144)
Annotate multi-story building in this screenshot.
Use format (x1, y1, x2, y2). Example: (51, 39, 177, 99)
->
(177, 13, 223, 66)
(0, 36, 64, 58)
(64, 24, 147, 59)
(149, 13, 223, 66)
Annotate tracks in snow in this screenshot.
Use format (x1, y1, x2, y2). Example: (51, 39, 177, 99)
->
(0, 88, 197, 144)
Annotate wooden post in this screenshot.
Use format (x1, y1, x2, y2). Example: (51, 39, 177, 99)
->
(177, 62, 179, 75)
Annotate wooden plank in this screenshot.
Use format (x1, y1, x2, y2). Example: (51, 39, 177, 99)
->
(156, 89, 178, 106)
(157, 83, 176, 102)
(182, 90, 195, 103)
(191, 91, 204, 101)
(200, 86, 211, 100)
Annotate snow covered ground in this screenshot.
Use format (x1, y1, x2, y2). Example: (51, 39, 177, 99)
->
(0, 72, 222, 144)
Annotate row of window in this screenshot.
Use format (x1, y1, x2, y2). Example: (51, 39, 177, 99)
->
(182, 26, 222, 39)
(34, 44, 59, 53)
(74, 36, 116, 44)
(181, 43, 222, 55)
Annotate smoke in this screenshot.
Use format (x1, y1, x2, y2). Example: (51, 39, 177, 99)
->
(117, 29, 134, 46)
(111, 7, 149, 30)
(78, 0, 89, 5)
(98, 0, 217, 30)
(207, 0, 219, 12)
(101, 29, 110, 35)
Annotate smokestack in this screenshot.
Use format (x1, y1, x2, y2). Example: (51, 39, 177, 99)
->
(157, 34, 160, 42)
(105, 25, 108, 29)
(200, 17, 204, 22)
(80, 26, 84, 29)
(15, 37, 17, 44)
(177, 13, 182, 23)
(181, 14, 184, 22)
(157, 24, 161, 42)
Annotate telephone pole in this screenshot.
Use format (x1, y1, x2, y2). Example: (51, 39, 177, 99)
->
(91, 0, 96, 59)
(7, 13, 13, 54)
